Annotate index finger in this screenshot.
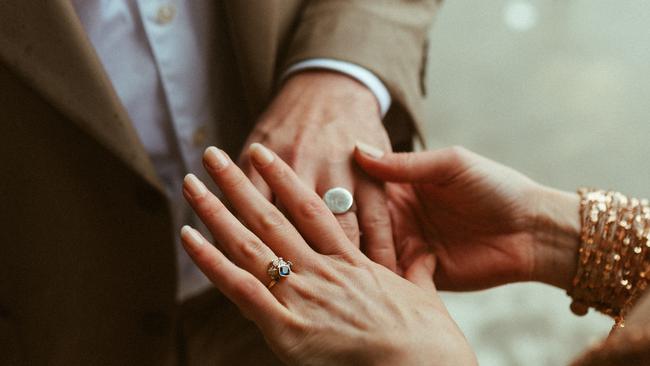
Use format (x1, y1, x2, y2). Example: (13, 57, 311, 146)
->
(248, 143, 356, 258)
(354, 143, 472, 183)
(180, 225, 291, 331)
(356, 179, 397, 271)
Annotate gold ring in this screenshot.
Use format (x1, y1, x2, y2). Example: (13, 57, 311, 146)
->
(267, 257, 293, 286)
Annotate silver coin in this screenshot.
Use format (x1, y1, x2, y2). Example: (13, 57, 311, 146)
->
(323, 187, 354, 214)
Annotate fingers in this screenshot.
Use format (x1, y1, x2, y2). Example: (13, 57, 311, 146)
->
(180, 225, 289, 329)
(337, 214, 360, 247)
(354, 143, 472, 184)
(248, 143, 355, 257)
(355, 179, 397, 271)
(384, 184, 431, 273)
(320, 191, 360, 248)
(404, 253, 437, 292)
(202, 147, 312, 260)
(241, 158, 273, 200)
(182, 173, 277, 283)
(333, 214, 359, 247)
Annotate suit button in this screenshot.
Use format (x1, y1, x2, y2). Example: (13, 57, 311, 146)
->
(141, 311, 170, 336)
(135, 183, 165, 214)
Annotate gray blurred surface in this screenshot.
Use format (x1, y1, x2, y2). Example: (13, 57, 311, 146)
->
(424, 1, 650, 365)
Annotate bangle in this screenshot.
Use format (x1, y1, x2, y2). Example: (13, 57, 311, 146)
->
(568, 189, 650, 328)
(570, 326, 650, 366)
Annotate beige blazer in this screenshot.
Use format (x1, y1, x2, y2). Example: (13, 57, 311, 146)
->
(0, 1, 440, 364)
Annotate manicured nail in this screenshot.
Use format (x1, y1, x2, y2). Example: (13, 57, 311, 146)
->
(181, 225, 204, 246)
(204, 146, 230, 170)
(183, 174, 207, 198)
(356, 141, 384, 159)
(249, 143, 275, 166)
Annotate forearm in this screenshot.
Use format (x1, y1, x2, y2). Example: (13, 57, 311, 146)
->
(529, 185, 581, 291)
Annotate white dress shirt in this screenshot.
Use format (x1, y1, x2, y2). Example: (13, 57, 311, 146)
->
(72, 0, 391, 299)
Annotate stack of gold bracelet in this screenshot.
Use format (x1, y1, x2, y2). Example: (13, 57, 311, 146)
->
(568, 188, 650, 328)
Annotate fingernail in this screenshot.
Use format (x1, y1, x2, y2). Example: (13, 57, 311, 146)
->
(183, 174, 207, 198)
(249, 143, 275, 166)
(356, 141, 384, 159)
(181, 225, 204, 246)
(204, 146, 230, 170)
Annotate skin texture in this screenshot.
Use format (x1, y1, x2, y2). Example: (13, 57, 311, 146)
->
(181, 144, 477, 366)
(354, 145, 582, 291)
(620, 291, 650, 334)
(239, 71, 397, 271)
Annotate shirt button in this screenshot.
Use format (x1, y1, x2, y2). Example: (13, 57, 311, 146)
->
(192, 125, 208, 147)
(156, 4, 176, 25)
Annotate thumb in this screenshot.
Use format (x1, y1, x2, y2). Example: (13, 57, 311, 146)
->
(404, 252, 437, 291)
(354, 142, 470, 184)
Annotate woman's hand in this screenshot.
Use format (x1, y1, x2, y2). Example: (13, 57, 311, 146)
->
(354, 144, 581, 291)
(180, 143, 477, 366)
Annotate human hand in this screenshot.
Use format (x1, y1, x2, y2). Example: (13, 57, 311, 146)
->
(354, 144, 581, 291)
(181, 143, 477, 366)
(239, 71, 397, 271)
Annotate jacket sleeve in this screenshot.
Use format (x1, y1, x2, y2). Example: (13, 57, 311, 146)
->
(282, 0, 442, 149)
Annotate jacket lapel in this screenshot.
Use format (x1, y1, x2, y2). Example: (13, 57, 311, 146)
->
(0, 0, 162, 191)
(222, 0, 301, 116)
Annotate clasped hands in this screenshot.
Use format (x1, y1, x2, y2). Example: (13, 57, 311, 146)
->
(180, 72, 582, 365)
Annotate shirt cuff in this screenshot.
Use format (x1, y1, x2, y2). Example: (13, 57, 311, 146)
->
(282, 58, 392, 117)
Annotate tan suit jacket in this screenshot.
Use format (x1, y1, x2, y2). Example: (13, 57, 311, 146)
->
(0, 1, 440, 364)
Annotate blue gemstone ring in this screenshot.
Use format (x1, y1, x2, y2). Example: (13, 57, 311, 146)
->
(267, 257, 293, 288)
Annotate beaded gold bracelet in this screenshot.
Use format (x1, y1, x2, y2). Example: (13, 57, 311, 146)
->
(568, 189, 650, 328)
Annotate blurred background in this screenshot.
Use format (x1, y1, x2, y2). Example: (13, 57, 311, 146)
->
(424, 1, 650, 365)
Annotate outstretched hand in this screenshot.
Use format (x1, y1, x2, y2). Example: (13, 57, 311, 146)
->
(355, 144, 581, 291)
(181, 143, 476, 366)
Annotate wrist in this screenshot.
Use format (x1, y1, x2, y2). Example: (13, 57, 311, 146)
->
(375, 338, 476, 366)
(281, 70, 380, 117)
(282, 59, 391, 117)
(529, 185, 581, 291)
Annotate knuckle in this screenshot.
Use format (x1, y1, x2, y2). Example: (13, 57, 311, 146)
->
(298, 198, 330, 221)
(190, 244, 210, 262)
(336, 215, 358, 234)
(222, 170, 248, 190)
(282, 316, 307, 337)
(361, 210, 391, 230)
(234, 236, 267, 261)
(201, 199, 227, 221)
(267, 161, 288, 182)
(256, 209, 287, 232)
(233, 277, 260, 301)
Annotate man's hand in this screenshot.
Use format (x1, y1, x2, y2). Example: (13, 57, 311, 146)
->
(354, 145, 581, 291)
(239, 71, 397, 271)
